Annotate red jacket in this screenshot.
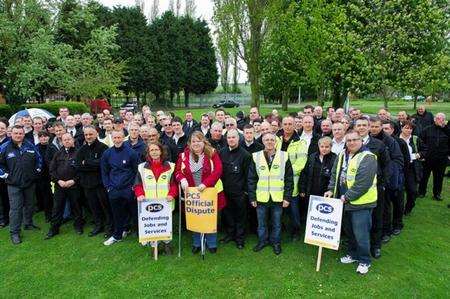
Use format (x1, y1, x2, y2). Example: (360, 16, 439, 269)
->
(134, 159, 178, 199)
(175, 148, 227, 210)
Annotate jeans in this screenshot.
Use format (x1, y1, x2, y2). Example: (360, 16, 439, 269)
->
(288, 195, 301, 235)
(344, 208, 373, 265)
(256, 204, 283, 245)
(192, 233, 217, 249)
(7, 184, 35, 235)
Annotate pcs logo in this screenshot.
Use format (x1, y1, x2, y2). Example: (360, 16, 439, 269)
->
(146, 203, 163, 213)
(316, 203, 334, 214)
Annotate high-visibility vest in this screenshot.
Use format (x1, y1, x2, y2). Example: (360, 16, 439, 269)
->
(180, 152, 223, 193)
(333, 151, 377, 205)
(138, 162, 175, 210)
(252, 150, 287, 203)
(276, 137, 308, 196)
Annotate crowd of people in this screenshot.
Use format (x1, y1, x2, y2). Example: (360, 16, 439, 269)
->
(0, 104, 448, 275)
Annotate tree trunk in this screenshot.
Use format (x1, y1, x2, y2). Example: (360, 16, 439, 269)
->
(184, 90, 189, 108)
(281, 87, 289, 111)
(232, 50, 239, 93)
(332, 75, 345, 108)
(248, 61, 260, 107)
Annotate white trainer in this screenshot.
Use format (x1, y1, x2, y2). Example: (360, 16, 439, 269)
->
(356, 263, 371, 275)
(122, 230, 130, 239)
(103, 236, 121, 246)
(340, 255, 357, 264)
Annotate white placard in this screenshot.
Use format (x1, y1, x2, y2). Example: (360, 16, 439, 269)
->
(138, 199, 172, 244)
(304, 195, 343, 250)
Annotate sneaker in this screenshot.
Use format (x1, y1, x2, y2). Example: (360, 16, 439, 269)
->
(356, 263, 371, 275)
(340, 255, 357, 264)
(103, 236, 121, 246)
(122, 230, 131, 239)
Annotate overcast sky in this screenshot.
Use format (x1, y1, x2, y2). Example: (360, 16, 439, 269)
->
(98, 0, 214, 22)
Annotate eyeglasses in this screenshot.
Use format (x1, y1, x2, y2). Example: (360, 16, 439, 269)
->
(346, 138, 361, 143)
(225, 124, 234, 127)
(164, 124, 171, 127)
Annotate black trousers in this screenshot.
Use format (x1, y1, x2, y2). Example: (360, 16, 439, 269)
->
(36, 179, 53, 221)
(50, 186, 83, 232)
(418, 159, 446, 197)
(383, 188, 404, 236)
(83, 186, 113, 233)
(0, 180, 9, 224)
(371, 184, 385, 250)
(109, 195, 137, 240)
(404, 167, 418, 214)
(223, 193, 247, 244)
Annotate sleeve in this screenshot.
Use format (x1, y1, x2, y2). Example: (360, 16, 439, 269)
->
(202, 152, 222, 187)
(242, 151, 252, 193)
(174, 153, 186, 183)
(49, 153, 58, 183)
(0, 145, 8, 177)
(100, 151, 111, 190)
(391, 139, 404, 168)
(283, 159, 294, 202)
(298, 157, 311, 194)
(247, 159, 258, 202)
(379, 143, 391, 184)
(133, 172, 144, 197)
(417, 129, 428, 158)
(328, 156, 339, 195)
(33, 144, 43, 171)
(344, 155, 377, 202)
(168, 173, 178, 198)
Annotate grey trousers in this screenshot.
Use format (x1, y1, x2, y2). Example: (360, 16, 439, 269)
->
(8, 184, 36, 235)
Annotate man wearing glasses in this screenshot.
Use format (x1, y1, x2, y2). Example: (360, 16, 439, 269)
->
(325, 131, 377, 275)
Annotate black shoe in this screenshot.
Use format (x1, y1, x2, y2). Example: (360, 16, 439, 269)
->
(11, 234, 21, 245)
(88, 227, 104, 237)
(371, 248, 381, 259)
(75, 228, 83, 235)
(44, 231, 59, 240)
(24, 224, 40, 230)
(236, 243, 244, 250)
(381, 235, 391, 244)
(0, 222, 5, 229)
(208, 247, 217, 254)
(163, 243, 173, 255)
(392, 228, 402, 236)
(192, 246, 201, 254)
(273, 244, 282, 255)
(417, 193, 425, 198)
(433, 195, 442, 201)
(253, 242, 268, 252)
(219, 235, 234, 244)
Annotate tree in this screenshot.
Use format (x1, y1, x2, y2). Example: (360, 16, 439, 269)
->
(149, 0, 159, 21)
(185, 0, 196, 17)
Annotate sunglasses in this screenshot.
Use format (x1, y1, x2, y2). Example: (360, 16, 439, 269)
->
(225, 124, 234, 127)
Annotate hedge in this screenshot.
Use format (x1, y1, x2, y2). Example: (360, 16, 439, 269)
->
(0, 104, 14, 118)
(20, 101, 89, 116)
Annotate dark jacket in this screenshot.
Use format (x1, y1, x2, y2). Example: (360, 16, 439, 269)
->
(46, 137, 63, 166)
(372, 131, 404, 190)
(0, 140, 42, 188)
(412, 110, 434, 135)
(297, 129, 320, 154)
(100, 143, 139, 192)
(418, 124, 450, 161)
(160, 138, 178, 163)
(219, 145, 252, 197)
(183, 120, 198, 136)
(240, 139, 264, 154)
(365, 136, 390, 186)
(74, 139, 108, 188)
(36, 143, 50, 180)
(299, 151, 336, 197)
(209, 136, 227, 152)
(125, 138, 146, 162)
(172, 134, 188, 156)
(247, 150, 294, 204)
(49, 147, 78, 187)
(403, 136, 423, 182)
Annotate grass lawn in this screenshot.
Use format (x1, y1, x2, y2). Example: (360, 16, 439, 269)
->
(170, 100, 450, 120)
(0, 177, 449, 297)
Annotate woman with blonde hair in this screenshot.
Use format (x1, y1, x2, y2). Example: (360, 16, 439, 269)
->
(175, 131, 226, 254)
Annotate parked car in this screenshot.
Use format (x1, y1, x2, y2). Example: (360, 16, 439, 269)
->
(121, 99, 138, 112)
(89, 98, 112, 114)
(212, 99, 240, 108)
(402, 95, 425, 101)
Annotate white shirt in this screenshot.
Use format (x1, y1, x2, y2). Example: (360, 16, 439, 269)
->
(401, 135, 416, 162)
(67, 127, 77, 137)
(300, 131, 313, 148)
(173, 133, 184, 144)
(332, 138, 346, 155)
(201, 126, 210, 136)
(362, 135, 370, 145)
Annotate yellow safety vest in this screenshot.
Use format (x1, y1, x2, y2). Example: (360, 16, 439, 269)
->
(138, 162, 175, 210)
(333, 151, 377, 205)
(276, 137, 308, 196)
(253, 150, 287, 203)
(180, 152, 223, 193)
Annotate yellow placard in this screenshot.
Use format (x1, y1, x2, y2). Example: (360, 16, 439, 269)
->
(185, 187, 218, 233)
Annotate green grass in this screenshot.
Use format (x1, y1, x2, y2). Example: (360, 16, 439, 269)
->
(169, 100, 450, 120)
(0, 177, 449, 297)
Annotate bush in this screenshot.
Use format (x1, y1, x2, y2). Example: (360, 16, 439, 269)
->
(21, 101, 89, 116)
(0, 104, 13, 118)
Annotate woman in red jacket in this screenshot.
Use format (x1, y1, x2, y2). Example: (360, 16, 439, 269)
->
(134, 142, 177, 255)
(175, 131, 226, 254)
